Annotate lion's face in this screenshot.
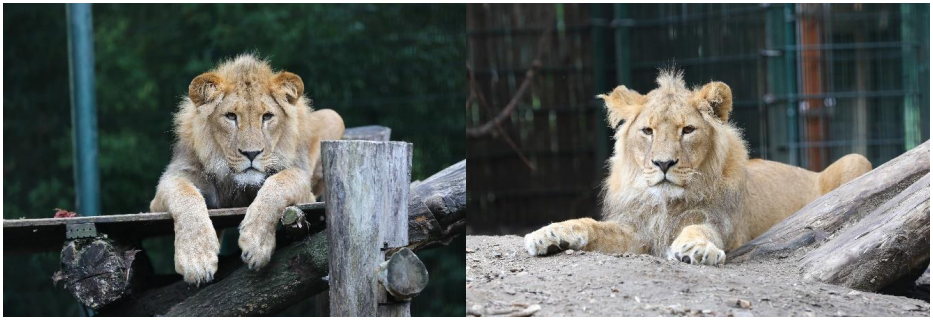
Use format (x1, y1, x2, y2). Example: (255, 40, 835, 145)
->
(184, 57, 305, 187)
(210, 89, 288, 186)
(599, 71, 733, 198)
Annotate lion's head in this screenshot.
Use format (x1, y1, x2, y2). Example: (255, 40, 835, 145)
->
(599, 70, 747, 203)
(175, 54, 308, 187)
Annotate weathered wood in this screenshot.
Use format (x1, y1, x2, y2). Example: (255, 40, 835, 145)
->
(343, 125, 391, 142)
(3, 203, 324, 254)
(378, 248, 429, 301)
(800, 173, 930, 291)
(729, 140, 930, 262)
(96, 160, 464, 316)
(58, 238, 138, 309)
(405, 159, 466, 252)
(322, 140, 412, 317)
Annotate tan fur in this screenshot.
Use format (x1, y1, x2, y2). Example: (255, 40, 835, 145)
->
(525, 70, 871, 265)
(150, 54, 345, 284)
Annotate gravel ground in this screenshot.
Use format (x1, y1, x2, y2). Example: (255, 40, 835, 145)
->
(466, 235, 930, 317)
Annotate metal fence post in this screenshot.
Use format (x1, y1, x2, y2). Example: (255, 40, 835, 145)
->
(66, 3, 100, 218)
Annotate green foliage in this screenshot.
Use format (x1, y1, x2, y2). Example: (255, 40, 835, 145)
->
(4, 3, 464, 316)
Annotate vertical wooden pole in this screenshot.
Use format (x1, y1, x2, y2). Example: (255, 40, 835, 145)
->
(315, 126, 393, 317)
(323, 140, 412, 317)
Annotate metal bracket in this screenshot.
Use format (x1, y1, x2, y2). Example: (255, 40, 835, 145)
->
(66, 223, 98, 239)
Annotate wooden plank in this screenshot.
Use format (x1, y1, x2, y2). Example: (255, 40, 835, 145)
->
(323, 140, 412, 317)
(3, 203, 324, 254)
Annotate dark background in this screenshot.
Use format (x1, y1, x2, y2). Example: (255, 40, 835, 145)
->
(4, 3, 465, 316)
(466, 4, 930, 235)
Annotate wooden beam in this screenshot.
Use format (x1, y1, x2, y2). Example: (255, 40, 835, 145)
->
(3, 203, 324, 254)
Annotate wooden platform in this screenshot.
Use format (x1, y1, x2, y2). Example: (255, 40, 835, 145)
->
(3, 202, 325, 254)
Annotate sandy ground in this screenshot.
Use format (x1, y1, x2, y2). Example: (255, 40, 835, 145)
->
(465, 235, 930, 317)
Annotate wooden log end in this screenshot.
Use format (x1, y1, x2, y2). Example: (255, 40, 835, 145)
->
(60, 238, 135, 309)
(378, 248, 429, 301)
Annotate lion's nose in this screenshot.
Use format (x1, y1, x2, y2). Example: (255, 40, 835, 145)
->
(239, 149, 263, 161)
(652, 159, 679, 174)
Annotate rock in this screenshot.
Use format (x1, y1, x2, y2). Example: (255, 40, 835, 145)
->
(508, 304, 540, 317)
(468, 304, 485, 316)
(466, 248, 475, 253)
(565, 249, 575, 255)
(510, 267, 524, 272)
(728, 298, 752, 309)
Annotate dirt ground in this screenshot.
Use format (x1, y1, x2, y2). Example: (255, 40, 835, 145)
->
(466, 235, 930, 317)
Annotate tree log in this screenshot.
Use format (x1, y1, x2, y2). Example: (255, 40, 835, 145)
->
(322, 140, 412, 317)
(729, 140, 930, 262)
(98, 160, 466, 316)
(799, 173, 930, 291)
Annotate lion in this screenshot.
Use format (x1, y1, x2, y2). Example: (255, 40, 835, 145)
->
(524, 70, 871, 265)
(150, 54, 345, 284)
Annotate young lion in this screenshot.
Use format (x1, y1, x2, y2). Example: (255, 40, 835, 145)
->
(524, 70, 871, 265)
(150, 54, 345, 284)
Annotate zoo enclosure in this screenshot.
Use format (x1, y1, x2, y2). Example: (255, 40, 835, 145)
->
(466, 3, 931, 235)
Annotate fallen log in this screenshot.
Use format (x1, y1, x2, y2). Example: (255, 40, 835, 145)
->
(799, 173, 930, 291)
(99, 160, 466, 316)
(729, 140, 930, 262)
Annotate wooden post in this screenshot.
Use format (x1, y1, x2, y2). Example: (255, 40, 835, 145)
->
(323, 140, 413, 317)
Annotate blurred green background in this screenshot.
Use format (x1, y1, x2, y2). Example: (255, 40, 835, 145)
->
(4, 3, 464, 316)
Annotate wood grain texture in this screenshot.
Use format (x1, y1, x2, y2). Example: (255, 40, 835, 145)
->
(322, 140, 412, 317)
(3, 203, 324, 254)
(729, 141, 930, 262)
(800, 173, 930, 291)
(96, 160, 464, 316)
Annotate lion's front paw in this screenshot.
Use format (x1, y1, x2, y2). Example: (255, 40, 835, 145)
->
(174, 220, 220, 285)
(667, 238, 725, 266)
(523, 223, 588, 256)
(238, 206, 278, 270)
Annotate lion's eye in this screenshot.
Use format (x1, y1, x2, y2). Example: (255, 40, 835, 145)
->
(682, 126, 696, 134)
(225, 112, 237, 121)
(641, 127, 653, 135)
(262, 113, 274, 121)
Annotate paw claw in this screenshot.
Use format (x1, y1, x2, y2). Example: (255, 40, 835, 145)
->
(668, 239, 725, 266)
(524, 223, 588, 256)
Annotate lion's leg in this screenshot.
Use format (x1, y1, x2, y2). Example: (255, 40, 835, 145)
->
(668, 224, 726, 266)
(817, 153, 872, 195)
(238, 167, 312, 270)
(153, 175, 219, 285)
(524, 218, 636, 256)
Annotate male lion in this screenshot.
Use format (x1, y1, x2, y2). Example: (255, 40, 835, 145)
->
(150, 54, 345, 284)
(524, 70, 871, 265)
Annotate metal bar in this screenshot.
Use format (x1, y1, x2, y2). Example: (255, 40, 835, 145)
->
(631, 54, 759, 69)
(770, 90, 920, 101)
(901, 4, 922, 150)
(786, 138, 905, 149)
(67, 3, 100, 218)
(778, 41, 922, 51)
(592, 3, 611, 178)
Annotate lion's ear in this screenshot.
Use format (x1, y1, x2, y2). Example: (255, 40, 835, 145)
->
(189, 72, 225, 106)
(272, 72, 304, 105)
(597, 85, 645, 128)
(693, 81, 733, 122)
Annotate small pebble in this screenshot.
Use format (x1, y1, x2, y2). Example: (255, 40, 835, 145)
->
(565, 249, 575, 255)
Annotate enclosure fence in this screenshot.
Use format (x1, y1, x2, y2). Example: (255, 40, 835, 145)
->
(466, 3, 930, 235)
